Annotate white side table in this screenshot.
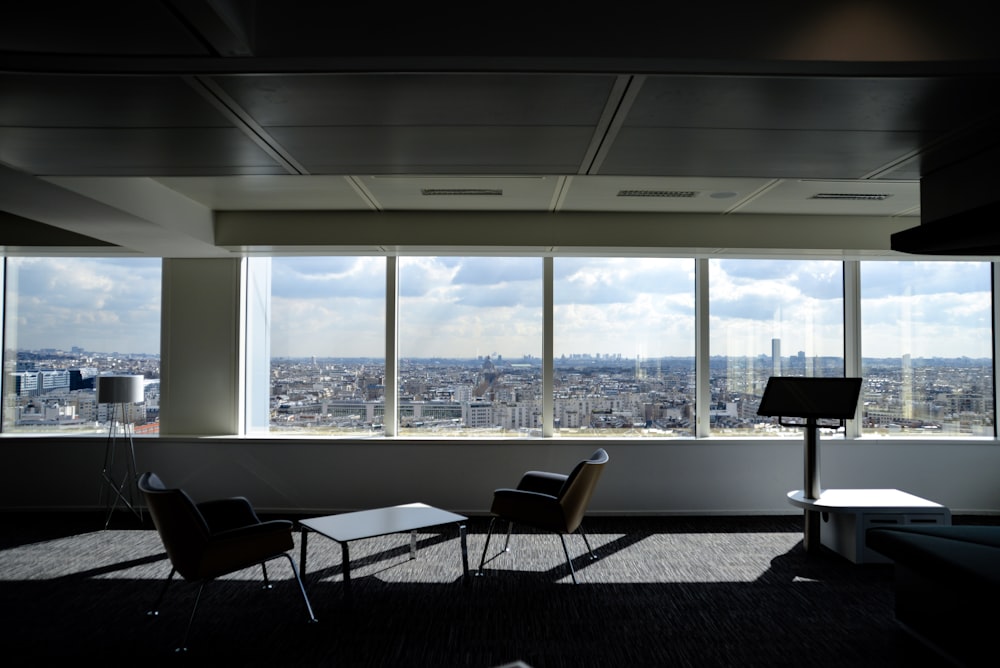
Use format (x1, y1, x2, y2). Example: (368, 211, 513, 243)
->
(787, 488, 951, 563)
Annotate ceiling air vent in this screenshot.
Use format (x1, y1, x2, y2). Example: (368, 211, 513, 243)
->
(421, 188, 502, 196)
(617, 190, 698, 198)
(810, 193, 892, 201)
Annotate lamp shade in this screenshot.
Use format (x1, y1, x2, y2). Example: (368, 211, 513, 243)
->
(97, 375, 144, 404)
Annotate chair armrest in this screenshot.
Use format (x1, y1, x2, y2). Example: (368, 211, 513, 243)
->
(491, 488, 566, 532)
(198, 520, 295, 578)
(197, 497, 262, 533)
(517, 471, 567, 496)
(211, 519, 294, 543)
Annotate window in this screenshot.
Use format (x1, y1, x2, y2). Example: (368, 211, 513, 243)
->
(257, 256, 386, 435)
(1, 257, 161, 434)
(859, 261, 994, 437)
(553, 257, 696, 436)
(708, 259, 845, 436)
(397, 257, 543, 436)
(10, 253, 990, 440)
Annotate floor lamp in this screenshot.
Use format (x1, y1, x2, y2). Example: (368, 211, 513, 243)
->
(98, 374, 144, 529)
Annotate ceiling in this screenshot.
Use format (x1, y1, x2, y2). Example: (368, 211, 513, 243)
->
(2, 1, 1000, 257)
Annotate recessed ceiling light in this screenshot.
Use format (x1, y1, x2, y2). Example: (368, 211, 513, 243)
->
(421, 188, 503, 196)
(810, 193, 892, 201)
(617, 190, 699, 198)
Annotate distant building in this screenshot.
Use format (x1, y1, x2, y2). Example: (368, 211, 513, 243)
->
(772, 339, 781, 377)
(12, 369, 71, 396)
(69, 367, 97, 390)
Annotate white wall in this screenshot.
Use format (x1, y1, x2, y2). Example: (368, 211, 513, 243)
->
(159, 258, 242, 436)
(2, 435, 998, 516)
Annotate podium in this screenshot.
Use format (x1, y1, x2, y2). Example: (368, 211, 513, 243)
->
(757, 376, 862, 554)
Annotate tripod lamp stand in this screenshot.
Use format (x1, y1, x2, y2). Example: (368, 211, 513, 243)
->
(98, 374, 144, 528)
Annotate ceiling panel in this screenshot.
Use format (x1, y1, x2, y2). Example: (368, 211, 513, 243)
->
(599, 127, 926, 179)
(156, 175, 374, 211)
(734, 180, 919, 216)
(213, 74, 619, 127)
(0, 128, 287, 176)
(0, 74, 232, 127)
(268, 126, 597, 175)
(627, 75, 996, 132)
(559, 176, 774, 213)
(358, 175, 562, 211)
(1, 2, 209, 55)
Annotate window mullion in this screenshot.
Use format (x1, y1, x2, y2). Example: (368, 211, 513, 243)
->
(843, 260, 861, 439)
(543, 256, 553, 437)
(385, 256, 399, 437)
(695, 258, 710, 438)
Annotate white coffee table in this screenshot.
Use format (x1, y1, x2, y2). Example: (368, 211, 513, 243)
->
(787, 488, 951, 563)
(299, 502, 470, 591)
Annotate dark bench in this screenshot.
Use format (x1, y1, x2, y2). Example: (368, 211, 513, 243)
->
(867, 525, 1000, 667)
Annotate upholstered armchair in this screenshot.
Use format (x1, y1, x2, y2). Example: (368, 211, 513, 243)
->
(478, 448, 609, 583)
(138, 471, 316, 652)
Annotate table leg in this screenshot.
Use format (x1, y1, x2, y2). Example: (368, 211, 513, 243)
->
(803, 509, 821, 554)
(299, 527, 309, 577)
(410, 530, 418, 559)
(459, 523, 469, 584)
(341, 541, 352, 593)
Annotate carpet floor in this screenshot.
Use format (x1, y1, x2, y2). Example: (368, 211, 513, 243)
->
(0, 512, 965, 667)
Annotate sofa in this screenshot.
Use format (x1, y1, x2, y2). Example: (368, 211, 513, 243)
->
(866, 524, 1000, 667)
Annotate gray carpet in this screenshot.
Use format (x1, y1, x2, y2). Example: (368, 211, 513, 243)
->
(0, 513, 950, 666)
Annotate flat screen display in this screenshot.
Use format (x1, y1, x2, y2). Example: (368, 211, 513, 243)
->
(757, 377, 862, 420)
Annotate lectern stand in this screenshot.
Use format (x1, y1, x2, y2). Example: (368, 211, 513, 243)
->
(757, 376, 862, 554)
(97, 375, 144, 528)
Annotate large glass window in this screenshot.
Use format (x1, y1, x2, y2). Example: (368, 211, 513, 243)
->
(397, 257, 543, 436)
(2, 257, 161, 434)
(262, 257, 386, 435)
(859, 261, 994, 437)
(708, 259, 845, 436)
(554, 258, 696, 436)
(7, 254, 994, 441)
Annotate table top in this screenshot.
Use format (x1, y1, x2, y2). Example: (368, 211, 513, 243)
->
(300, 502, 467, 543)
(787, 488, 948, 512)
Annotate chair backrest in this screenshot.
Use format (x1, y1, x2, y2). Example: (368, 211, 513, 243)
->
(558, 448, 609, 533)
(138, 471, 211, 580)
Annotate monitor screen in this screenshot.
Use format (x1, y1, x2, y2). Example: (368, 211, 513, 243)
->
(757, 377, 862, 420)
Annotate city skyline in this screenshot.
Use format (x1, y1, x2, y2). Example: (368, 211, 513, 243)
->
(12, 346, 991, 438)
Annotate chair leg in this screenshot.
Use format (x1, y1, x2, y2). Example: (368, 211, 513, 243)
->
(559, 534, 579, 584)
(260, 561, 272, 589)
(502, 519, 514, 552)
(578, 524, 597, 560)
(281, 553, 317, 623)
(177, 582, 207, 652)
(147, 567, 177, 617)
(477, 516, 497, 575)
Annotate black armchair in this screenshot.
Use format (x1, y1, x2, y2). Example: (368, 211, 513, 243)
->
(138, 471, 316, 652)
(478, 448, 609, 583)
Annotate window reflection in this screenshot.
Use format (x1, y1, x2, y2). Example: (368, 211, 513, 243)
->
(708, 259, 845, 436)
(860, 261, 994, 437)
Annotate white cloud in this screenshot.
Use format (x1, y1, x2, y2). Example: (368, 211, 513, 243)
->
(9, 257, 161, 355)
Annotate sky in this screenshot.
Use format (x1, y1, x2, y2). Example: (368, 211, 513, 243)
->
(7, 257, 161, 355)
(8, 256, 994, 361)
